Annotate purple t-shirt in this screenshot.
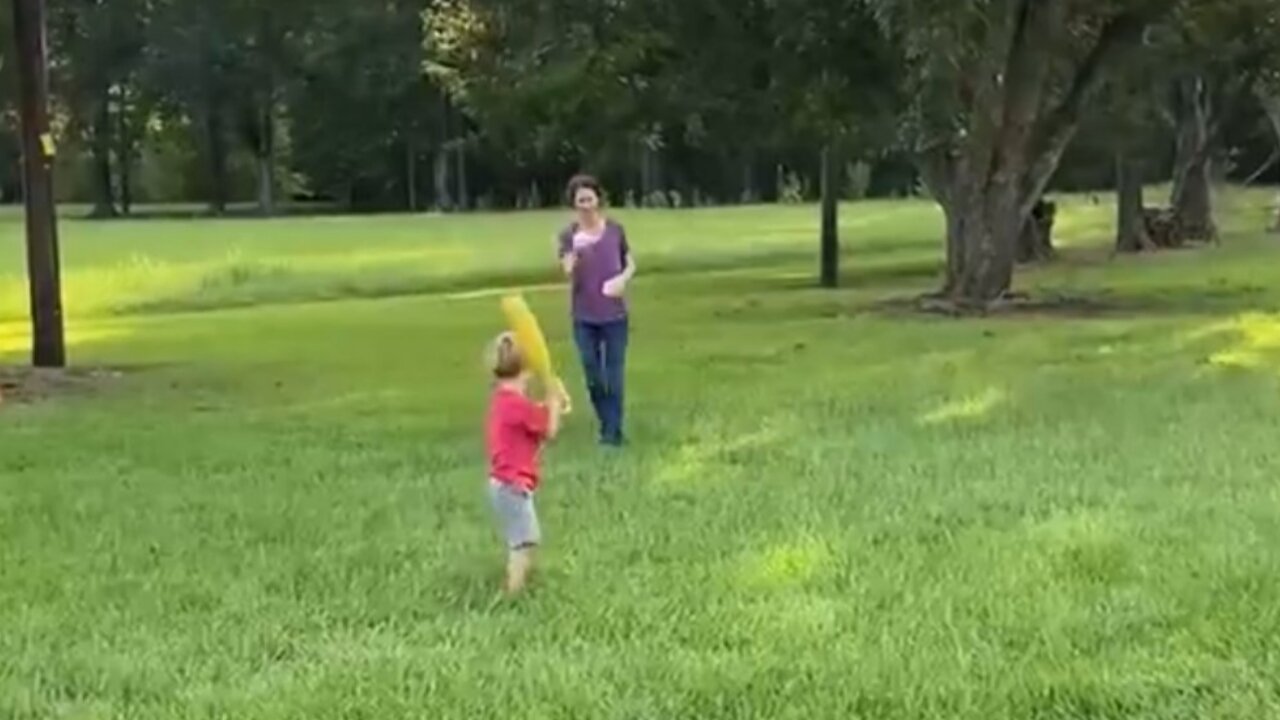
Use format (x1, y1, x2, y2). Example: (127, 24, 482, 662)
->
(557, 220, 630, 323)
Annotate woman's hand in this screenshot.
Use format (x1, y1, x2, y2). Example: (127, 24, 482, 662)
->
(602, 274, 628, 298)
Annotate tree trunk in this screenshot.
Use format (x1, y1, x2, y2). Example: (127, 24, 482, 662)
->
(918, 0, 1092, 306)
(119, 153, 132, 216)
(640, 144, 656, 202)
(740, 152, 757, 204)
(90, 83, 116, 218)
(256, 105, 275, 216)
(1260, 92, 1280, 232)
(13, 0, 66, 367)
(433, 150, 452, 211)
(116, 84, 133, 216)
(205, 106, 229, 215)
(256, 156, 273, 215)
(1016, 200, 1055, 263)
(455, 141, 469, 210)
(1170, 77, 1215, 242)
(1115, 151, 1150, 253)
(954, 180, 1021, 304)
(941, 201, 965, 295)
(819, 145, 839, 288)
(406, 138, 418, 212)
(926, 148, 1025, 305)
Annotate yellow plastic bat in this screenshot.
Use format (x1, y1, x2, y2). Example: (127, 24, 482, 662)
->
(501, 293, 570, 412)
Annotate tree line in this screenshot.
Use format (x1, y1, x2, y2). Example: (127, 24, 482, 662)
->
(2, 0, 1280, 307)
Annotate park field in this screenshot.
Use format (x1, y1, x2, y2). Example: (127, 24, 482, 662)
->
(2, 190, 1280, 718)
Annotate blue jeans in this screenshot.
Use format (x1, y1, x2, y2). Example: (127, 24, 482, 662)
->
(573, 318, 628, 445)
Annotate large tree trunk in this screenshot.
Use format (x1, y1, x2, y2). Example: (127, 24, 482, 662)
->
(953, 178, 1022, 304)
(1115, 151, 1150, 253)
(90, 82, 116, 218)
(916, 3, 1156, 309)
(1170, 77, 1216, 242)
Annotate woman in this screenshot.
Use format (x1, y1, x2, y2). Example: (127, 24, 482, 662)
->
(556, 174, 636, 447)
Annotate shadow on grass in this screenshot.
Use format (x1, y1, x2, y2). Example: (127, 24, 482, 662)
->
(113, 247, 840, 317)
(55, 203, 348, 221)
(873, 284, 1278, 321)
(681, 257, 943, 297)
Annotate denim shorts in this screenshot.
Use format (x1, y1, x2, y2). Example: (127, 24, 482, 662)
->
(488, 479, 541, 549)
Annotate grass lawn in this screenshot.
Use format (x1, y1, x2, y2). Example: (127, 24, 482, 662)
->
(2, 190, 1280, 718)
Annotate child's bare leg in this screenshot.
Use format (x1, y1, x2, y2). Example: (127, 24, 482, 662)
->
(505, 546, 535, 595)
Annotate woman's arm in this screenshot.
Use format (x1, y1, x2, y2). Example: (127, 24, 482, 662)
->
(618, 254, 636, 282)
(556, 230, 576, 276)
(603, 231, 636, 297)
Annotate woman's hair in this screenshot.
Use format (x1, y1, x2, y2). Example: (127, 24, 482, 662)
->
(486, 332, 523, 379)
(565, 173, 603, 205)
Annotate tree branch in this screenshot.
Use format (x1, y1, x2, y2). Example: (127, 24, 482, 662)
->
(1020, 7, 1167, 219)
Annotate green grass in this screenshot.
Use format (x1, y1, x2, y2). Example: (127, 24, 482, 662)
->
(3, 189, 1280, 718)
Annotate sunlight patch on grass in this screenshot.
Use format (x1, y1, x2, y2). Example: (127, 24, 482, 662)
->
(738, 537, 833, 591)
(0, 321, 129, 359)
(919, 388, 1005, 426)
(1206, 313, 1280, 372)
(653, 426, 780, 491)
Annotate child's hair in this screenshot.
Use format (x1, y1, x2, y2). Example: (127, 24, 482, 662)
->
(486, 332, 524, 379)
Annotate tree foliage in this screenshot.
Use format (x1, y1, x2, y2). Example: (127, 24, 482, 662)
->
(2, 0, 1279, 289)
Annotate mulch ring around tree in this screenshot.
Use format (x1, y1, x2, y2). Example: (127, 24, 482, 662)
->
(0, 366, 125, 408)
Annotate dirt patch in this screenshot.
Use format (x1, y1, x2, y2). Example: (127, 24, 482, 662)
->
(0, 366, 125, 407)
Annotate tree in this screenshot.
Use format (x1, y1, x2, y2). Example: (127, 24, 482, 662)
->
(768, 0, 901, 287)
(875, 0, 1175, 308)
(145, 0, 244, 214)
(1090, 37, 1168, 253)
(1, 3, 22, 203)
(11, 0, 67, 367)
(425, 0, 662, 203)
(1155, 0, 1280, 242)
(1261, 88, 1280, 231)
(47, 0, 148, 217)
(293, 0, 440, 210)
(1159, 2, 1273, 242)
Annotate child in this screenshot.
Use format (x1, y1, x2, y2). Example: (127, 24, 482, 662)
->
(485, 332, 568, 597)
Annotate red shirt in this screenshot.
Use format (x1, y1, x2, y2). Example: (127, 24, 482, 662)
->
(486, 386, 551, 491)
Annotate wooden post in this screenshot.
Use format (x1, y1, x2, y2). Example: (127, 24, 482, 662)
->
(13, 0, 66, 368)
